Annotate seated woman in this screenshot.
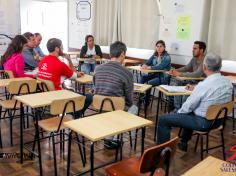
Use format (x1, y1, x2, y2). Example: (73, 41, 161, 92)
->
(140, 40, 171, 86)
(80, 35, 102, 74)
(1, 35, 34, 78)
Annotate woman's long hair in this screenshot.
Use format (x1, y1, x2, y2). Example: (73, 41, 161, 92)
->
(1, 35, 28, 64)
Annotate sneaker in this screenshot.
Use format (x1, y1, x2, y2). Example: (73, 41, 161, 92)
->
(104, 139, 119, 150)
(178, 142, 188, 152)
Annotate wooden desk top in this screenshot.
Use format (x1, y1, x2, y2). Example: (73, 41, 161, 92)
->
(182, 156, 236, 176)
(127, 66, 164, 73)
(77, 58, 108, 63)
(15, 90, 82, 108)
(65, 51, 80, 55)
(76, 74, 93, 84)
(64, 110, 152, 141)
(156, 86, 192, 96)
(176, 76, 205, 81)
(134, 83, 152, 93)
(226, 76, 236, 84)
(0, 77, 33, 88)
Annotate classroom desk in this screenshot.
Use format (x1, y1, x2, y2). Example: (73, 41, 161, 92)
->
(75, 74, 93, 94)
(77, 57, 108, 64)
(182, 156, 236, 176)
(127, 65, 164, 73)
(154, 86, 192, 141)
(134, 83, 152, 118)
(15, 90, 83, 176)
(64, 110, 153, 176)
(65, 51, 80, 56)
(166, 72, 205, 82)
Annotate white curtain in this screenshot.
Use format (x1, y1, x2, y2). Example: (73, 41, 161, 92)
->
(92, 0, 160, 49)
(208, 0, 236, 60)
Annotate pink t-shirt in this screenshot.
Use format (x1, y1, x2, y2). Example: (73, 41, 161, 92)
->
(3, 53, 34, 78)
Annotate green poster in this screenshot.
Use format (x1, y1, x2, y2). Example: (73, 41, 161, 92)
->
(176, 15, 191, 40)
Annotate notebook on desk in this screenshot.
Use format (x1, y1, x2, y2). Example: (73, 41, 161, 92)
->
(159, 85, 191, 93)
(133, 83, 143, 91)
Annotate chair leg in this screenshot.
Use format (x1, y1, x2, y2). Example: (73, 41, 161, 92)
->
(0, 106, 3, 148)
(134, 129, 138, 151)
(150, 88, 155, 108)
(52, 133, 58, 176)
(221, 130, 226, 160)
(128, 131, 132, 148)
(200, 135, 204, 160)
(194, 134, 200, 152)
(206, 134, 209, 154)
(8, 110, 13, 146)
(82, 136, 87, 164)
(76, 133, 86, 167)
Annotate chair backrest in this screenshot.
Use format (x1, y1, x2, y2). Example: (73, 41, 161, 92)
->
(0, 70, 14, 79)
(206, 101, 234, 120)
(8, 79, 37, 95)
(50, 96, 86, 115)
(139, 137, 179, 176)
(92, 94, 125, 112)
(37, 77, 55, 91)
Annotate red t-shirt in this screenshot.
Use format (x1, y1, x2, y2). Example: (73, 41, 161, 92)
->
(38, 55, 73, 90)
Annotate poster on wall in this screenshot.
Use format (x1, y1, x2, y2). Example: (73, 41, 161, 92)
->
(68, 0, 93, 50)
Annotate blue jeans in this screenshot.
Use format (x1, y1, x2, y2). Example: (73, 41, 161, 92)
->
(74, 93, 93, 119)
(157, 112, 223, 144)
(140, 74, 161, 86)
(81, 63, 96, 74)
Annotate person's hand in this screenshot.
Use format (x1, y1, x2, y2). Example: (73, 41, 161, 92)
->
(63, 53, 71, 61)
(185, 84, 195, 91)
(172, 69, 181, 76)
(34, 54, 40, 61)
(141, 64, 148, 69)
(93, 55, 100, 59)
(77, 71, 84, 77)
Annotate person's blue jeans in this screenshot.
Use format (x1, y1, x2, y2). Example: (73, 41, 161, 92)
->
(157, 112, 223, 144)
(74, 93, 93, 119)
(81, 63, 96, 74)
(140, 74, 161, 86)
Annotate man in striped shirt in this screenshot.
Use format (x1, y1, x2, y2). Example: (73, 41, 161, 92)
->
(93, 41, 134, 111)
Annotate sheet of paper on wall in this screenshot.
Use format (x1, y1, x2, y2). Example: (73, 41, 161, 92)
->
(76, 1, 91, 21)
(176, 15, 191, 40)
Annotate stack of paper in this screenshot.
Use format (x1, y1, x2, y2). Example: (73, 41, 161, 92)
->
(159, 85, 191, 93)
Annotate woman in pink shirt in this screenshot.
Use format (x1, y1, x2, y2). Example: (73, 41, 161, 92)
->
(1, 35, 34, 78)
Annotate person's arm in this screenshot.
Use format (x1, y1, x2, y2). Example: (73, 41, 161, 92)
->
(124, 72, 134, 107)
(179, 62, 204, 77)
(22, 50, 38, 68)
(63, 54, 76, 72)
(145, 55, 154, 66)
(176, 59, 193, 72)
(15, 54, 34, 78)
(178, 83, 204, 114)
(79, 46, 87, 58)
(150, 54, 171, 70)
(95, 45, 103, 58)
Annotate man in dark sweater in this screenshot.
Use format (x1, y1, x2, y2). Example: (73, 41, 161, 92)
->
(93, 41, 134, 111)
(170, 41, 206, 78)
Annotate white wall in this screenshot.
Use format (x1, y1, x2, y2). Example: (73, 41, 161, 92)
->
(20, 0, 68, 53)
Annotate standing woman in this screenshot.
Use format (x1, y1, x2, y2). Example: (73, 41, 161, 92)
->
(1, 35, 34, 78)
(140, 40, 171, 85)
(80, 35, 103, 74)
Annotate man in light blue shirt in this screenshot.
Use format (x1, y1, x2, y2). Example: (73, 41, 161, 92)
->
(157, 53, 233, 151)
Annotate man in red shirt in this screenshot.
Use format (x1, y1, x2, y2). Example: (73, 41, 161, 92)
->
(38, 38, 92, 113)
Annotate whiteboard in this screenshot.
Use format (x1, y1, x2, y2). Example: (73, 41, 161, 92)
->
(68, 0, 93, 49)
(0, 0, 20, 55)
(159, 0, 206, 57)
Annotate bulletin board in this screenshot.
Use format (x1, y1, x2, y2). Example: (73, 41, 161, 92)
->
(68, 0, 93, 50)
(159, 0, 206, 57)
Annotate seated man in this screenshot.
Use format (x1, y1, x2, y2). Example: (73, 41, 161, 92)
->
(169, 41, 206, 78)
(93, 41, 136, 113)
(34, 33, 45, 57)
(22, 32, 39, 70)
(157, 53, 233, 152)
(38, 38, 92, 113)
(93, 41, 137, 149)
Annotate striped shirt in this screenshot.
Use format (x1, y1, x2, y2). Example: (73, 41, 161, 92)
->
(93, 61, 134, 108)
(178, 73, 233, 117)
